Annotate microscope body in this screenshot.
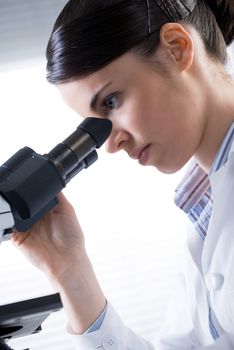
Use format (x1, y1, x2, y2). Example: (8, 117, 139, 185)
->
(0, 117, 112, 242)
(0, 147, 64, 239)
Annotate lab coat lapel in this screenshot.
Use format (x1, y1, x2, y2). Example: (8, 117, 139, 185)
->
(202, 146, 234, 275)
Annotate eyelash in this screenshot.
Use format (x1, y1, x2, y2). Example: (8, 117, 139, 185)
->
(102, 92, 120, 114)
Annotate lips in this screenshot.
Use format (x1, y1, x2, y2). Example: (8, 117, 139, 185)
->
(129, 144, 150, 165)
(138, 145, 150, 165)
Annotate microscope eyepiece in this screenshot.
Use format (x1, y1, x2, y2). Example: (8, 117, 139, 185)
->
(47, 118, 112, 182)
(78, 117, 112, 148)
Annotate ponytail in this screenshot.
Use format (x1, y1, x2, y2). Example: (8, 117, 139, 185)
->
(185, 0, 234, 64)
(205, 0, 234, 46)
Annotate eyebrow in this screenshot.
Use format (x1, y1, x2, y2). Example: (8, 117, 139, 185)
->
(90, 82, 112, 112)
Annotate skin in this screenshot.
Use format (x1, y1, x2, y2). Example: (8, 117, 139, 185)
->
(13, 23, 234, 334)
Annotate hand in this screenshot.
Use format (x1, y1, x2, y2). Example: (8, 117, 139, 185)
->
(13, 192, 106, 334)
(12, 192, 86, 279)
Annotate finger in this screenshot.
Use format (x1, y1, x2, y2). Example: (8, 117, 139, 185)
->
(12, 230, 30, 247)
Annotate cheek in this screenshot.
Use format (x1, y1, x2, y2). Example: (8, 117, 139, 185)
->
(148, 109, 204, 173)
(130, 96, 160, 132)
(118, 100, 147, 133)
(156, 125, 202, 172)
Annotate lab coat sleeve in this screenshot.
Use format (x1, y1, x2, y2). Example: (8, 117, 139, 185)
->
(67, 268, 198, 349)
(67, 272, 199, 350)
(68, 275, 234, 350)
(67, 243, 234, 349)
(68, 301, 155, 349)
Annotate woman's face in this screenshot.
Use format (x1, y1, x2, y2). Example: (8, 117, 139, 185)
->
(58, 52, 205, 174)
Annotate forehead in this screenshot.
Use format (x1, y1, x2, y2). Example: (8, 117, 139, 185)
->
(57, 53, 148, 116)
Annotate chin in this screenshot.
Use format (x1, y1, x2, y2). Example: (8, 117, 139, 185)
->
(154, 160, 187, 175)
(158, 168, 180, 175)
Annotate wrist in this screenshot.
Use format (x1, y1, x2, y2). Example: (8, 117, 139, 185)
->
(47, 247, 90, 286)
(47, 249, 106, 334)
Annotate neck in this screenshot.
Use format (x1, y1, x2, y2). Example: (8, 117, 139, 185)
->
(194, 69, 234, 173)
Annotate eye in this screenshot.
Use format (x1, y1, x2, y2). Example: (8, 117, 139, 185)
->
(102, 93, 120, 112)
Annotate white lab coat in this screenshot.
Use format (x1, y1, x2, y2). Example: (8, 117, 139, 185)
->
(70, 141, 234, 349)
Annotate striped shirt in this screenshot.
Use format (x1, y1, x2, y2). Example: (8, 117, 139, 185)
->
(174, 122, 234, 340)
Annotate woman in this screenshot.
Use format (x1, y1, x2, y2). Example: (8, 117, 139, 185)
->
(13, 0, 234, 348)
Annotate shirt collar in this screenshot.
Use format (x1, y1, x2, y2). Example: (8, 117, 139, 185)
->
(174, 122, 234, 213)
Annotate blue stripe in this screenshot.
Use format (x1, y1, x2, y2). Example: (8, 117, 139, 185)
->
(210, 123, 234, 174)
(209, 307, 219, 340)
(86, 304, 107, 333)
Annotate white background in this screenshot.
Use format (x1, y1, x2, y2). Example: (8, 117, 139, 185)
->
(0, 44, 233, 349)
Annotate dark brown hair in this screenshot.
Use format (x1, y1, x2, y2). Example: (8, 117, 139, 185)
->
(46, 0, 234, 84)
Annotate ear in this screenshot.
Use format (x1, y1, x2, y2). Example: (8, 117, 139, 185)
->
(159, 23, 194, 72)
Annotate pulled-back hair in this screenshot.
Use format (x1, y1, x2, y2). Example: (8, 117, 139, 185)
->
(46, 0, 234, 84)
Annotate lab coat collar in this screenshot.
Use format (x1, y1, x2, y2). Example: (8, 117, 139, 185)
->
(202, 140, 234, 275)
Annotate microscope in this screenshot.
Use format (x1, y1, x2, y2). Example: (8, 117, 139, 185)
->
(0, 294, 62, 350)
(0, 117, 112, 349)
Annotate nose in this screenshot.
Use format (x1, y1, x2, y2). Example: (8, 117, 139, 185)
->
(105, 129, 130, 154)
